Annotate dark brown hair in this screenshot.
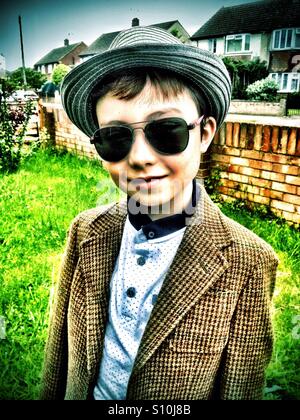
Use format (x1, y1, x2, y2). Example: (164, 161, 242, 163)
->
(91, 68, 207, 121)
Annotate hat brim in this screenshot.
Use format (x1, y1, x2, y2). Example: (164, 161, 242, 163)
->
(61, 44, 232, 138)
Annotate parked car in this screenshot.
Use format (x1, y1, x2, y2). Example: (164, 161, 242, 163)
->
(7, 90, 39, 102)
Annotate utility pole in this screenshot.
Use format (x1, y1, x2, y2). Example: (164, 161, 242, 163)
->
(18, 15, 27, 88)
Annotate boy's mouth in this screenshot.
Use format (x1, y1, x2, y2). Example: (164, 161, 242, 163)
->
(128, 175, 168, 189)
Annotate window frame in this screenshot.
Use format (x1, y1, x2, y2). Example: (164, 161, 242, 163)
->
(270, 72, 300, 92)
(225, 33, 251, 54)
(272, 28, 300, 50)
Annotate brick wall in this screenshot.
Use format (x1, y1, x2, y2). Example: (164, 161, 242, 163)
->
(39, 101, 300, 224)
(211, 120, 300, 224)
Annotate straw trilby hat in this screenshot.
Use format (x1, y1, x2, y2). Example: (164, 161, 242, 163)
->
(61, 26, 232, 137)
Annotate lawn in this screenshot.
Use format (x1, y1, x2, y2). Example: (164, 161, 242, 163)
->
(0, 148, 299, 400)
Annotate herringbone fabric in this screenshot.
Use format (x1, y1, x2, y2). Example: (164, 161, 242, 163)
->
(40, 186, 278, 400)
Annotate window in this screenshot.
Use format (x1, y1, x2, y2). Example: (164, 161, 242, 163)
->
(272, 28, 300, 50)
(208, 38, 217, 53)
(226, 34, 251, 53)
(270, 72, 300, 92)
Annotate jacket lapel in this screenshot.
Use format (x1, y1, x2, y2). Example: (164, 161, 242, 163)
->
(131, 186, 233, 375)
(79, 202, 126, 379)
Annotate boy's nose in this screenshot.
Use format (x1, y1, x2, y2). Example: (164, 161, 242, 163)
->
(127, 129, 157, 167)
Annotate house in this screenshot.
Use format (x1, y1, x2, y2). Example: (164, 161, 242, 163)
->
(190, 0, 300, 93)
(79, 18, 190, 62)
(34, 39, 87, 79)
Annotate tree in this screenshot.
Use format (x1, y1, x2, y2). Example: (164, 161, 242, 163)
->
(51, 64, 70, 86)
(9, 67, 47, 90)
(222, 57, 268, 99)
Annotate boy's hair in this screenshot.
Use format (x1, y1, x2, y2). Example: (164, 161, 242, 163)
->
(91, 68, 207, 123)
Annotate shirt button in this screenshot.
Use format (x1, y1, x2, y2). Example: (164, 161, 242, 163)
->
(126, 287, 136, 298)
(152, 294, 158, 305)
(137, 256, 146, 266)
(148, 231, 155, 239)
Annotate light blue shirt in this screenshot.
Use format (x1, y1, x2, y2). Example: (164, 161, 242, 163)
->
(93, 217, 186, 400)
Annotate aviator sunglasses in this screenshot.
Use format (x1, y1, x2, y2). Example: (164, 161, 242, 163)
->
(90, 116, 205, 162)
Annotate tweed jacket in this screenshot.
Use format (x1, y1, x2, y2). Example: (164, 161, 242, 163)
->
(40, 185, 278, 400)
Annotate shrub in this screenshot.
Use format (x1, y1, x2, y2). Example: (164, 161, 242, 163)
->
(0, 91, 33, 173)
(51, 64, 70, 87)
(246, 77, 279, 101)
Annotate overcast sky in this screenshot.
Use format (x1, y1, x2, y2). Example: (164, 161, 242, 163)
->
(1, 0, 259, 71)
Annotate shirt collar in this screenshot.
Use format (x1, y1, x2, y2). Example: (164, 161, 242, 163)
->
(127, 179, 200, 240)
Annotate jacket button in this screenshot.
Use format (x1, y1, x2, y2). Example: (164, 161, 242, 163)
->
(137, 256, 146, 266)
(126, 287, 136, 298)
(148, 231, 155, 239)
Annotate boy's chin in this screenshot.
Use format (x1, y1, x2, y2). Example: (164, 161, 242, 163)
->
(128, 191, 173, 212)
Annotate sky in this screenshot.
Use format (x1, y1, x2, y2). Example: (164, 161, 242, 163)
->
(1, 0, 259, 71)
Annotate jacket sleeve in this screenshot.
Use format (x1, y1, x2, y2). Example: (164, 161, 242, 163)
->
(39, 215, 81, 400)
(219, 247, 278, 400)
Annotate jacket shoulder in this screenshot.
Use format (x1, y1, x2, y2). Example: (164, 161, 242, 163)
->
(68, 201, 120, 243)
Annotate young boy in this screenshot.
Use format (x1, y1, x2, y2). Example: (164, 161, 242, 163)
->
(40, 26, 278, 400)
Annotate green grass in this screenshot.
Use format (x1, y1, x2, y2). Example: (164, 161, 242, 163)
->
(0, 148, 299, 400)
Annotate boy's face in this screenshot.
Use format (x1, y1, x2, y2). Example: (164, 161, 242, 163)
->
(96, 81, 216, 214)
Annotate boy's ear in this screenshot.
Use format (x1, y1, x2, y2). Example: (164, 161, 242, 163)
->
(200, 117, 217, 153)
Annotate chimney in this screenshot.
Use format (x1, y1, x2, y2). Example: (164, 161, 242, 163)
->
(132, 18, 139, 27)
(64, 38, 69, 46)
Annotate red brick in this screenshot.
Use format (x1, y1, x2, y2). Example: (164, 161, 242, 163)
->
(296, 128, 300, 157)
(228, 173, 249, 184)
(271, 200, 294, 213)
(287, 128, 297, 155)
(219, 123, 226, 146)
(249, 159, 273, 171)
(261, 189, 283, 200)
(282, 211, 300, 224)
(252, 194, 270, 205)
(272, 164, 299, 175)
(211, 153, 231, 164)
(247, 185, 260, 195)
(213, 130, 220, 145)
(290, 157, 300, 166)
(248, 176, 272, 188)
(231, 157, 250, 167)
(254, 125, 263, 151)
(239, 166, 260, 178)
(271, 126, 279, 153)
(286, 175, 300, 186)
(233, 123, 240, 148)
(222, 179, 239, 189)
(298, 187, 300, 195)
(283, 194, 300, 206)
(241, 150, 264, 160)
(228, 164, 239, 173)
(240, 124, 247, 148)
(260, 171, 285, 182)
(272, 181, 297, 194)
(261, 126, 271, 152)
(263, 153, 289, 164)
(226, 122, 233, 147)
(223, 147, 241, 156)
(246, 125, 255, 150)
(278, 128, 288, 154)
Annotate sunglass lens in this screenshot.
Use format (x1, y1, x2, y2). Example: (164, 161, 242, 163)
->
(146, 118, 189, 154)
(94, 126, 132, 162)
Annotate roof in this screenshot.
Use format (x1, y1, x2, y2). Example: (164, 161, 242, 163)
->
(35, 42, 83, 65)
(151, 20, 179, 30)
(80, 20, 186, 57)
(80, 31, 121, 56)
(191, 0, 300, 40)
